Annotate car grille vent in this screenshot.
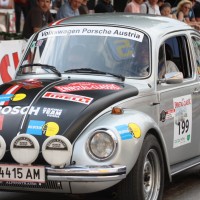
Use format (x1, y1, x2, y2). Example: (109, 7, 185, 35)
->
(0, 181, 63, 190)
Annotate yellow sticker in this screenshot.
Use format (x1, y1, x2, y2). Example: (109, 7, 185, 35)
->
(128, 123, 141, 138)
(42, 122, 59, 136)
(12, 93, 26, 101)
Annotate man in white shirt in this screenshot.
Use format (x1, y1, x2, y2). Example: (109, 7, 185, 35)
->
(140, 0, 161, 15)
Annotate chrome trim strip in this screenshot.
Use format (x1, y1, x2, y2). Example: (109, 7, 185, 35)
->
(46, 164, 126, 182)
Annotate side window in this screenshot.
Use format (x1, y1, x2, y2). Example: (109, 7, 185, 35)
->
(158, 36, 192, 80)
(191, 36, 200, 75)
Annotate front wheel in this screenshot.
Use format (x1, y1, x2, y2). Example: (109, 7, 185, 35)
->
(114, 134, 165, 200)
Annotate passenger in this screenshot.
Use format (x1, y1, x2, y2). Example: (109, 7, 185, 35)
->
(123, 41, 150, 77)
(158, 44, 179, 79)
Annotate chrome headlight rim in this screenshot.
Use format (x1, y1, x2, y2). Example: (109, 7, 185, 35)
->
(86, 129, 118, 161)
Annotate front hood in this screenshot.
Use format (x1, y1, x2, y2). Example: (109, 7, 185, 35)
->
(0, 79, 138, 146)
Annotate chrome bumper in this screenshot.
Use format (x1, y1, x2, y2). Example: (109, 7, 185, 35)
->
(46, 164, 126, 182)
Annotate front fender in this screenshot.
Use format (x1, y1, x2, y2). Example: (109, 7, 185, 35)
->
(72, 108, 170, 178)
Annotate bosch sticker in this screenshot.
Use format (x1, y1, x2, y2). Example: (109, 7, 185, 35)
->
(116, 124, 133, 140)
(42, 92, 93, 105)
(54, 82, 122, 92)
(0, 106, 40, 115)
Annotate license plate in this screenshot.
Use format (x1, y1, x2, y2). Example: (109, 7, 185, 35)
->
(0, 164, 45, 183)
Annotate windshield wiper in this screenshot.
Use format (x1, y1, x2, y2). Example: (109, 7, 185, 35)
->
(64, 68, 125, 81)
(19, 63, 62, 77)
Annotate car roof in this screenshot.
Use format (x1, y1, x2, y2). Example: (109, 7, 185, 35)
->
(52, 13, 193, 36)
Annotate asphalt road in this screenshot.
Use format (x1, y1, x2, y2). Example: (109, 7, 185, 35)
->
(1, 165, 200, 200)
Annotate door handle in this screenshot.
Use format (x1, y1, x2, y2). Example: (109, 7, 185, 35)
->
(193, 88, 200, 95)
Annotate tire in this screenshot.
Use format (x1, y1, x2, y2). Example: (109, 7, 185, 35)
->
(114, 134, 165, 200)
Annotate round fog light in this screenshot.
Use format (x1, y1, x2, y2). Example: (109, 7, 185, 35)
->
(42, 135, 72, 167)
(0, 135, 6, 160)
(10, 134, 40, 164)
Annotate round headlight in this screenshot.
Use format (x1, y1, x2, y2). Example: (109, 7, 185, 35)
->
(88, 129, 117, 161)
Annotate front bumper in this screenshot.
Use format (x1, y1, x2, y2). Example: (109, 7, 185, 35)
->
(47, 164, 126, 182)
(0, 164, 126, 194)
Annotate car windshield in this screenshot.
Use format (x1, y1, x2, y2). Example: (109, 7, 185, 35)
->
(19, 26, 150, 78)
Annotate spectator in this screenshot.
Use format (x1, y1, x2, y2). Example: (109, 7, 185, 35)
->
(193, 0, 200, 21)
(160, 2, 177, 18)
(94, 0, 114, 13)
(124, 0, 144, 13)
(176, 0, 200, 30)
(56, 0, 84, 19)
(22, 0, 53, 39)
(157, 0, 165, 7)
(176, 0, 195, 22)
(79, 0, 89, 14)
(14, 0, 30, 33)
(140, 0, 161, 15)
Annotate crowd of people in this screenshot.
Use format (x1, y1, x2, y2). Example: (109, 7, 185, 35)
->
(124, 0, 200, 29)
(1, 0, 200, 39)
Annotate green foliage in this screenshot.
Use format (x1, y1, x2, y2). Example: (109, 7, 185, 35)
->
(0, 32, 23, 40)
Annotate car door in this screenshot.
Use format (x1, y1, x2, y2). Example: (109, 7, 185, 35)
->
(157, 34, 200, 167)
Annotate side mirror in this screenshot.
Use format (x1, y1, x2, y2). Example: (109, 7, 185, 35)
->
(158, 72, 183, 84)
(165, 72, 183, 84)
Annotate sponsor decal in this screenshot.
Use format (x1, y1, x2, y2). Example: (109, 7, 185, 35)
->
(42, 107, 62, 118)
(0, 94, 13, 102)
(43, 92, 93, 105)
(15, 79, 43, 89)
(0, 106, 40, 115)
(160, 110, 166, 122)
(116, 124, 133, 140)
(0, 115, 4, 130)
(27, 120, 59, 136)
(46, 138, 68, 150)
(166, 109, 175, 120)
(11, 93, 26, 101)
(42, 122, 59, 136)
(173, 95, 192, 148)
(27, 120, 46, 136)
(0, 85, 22, 106)
(54, 82, 122, 92)
(38, 26, 144, 42)
(128, 123, 141, 138)
(13, 137, 34, 148)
